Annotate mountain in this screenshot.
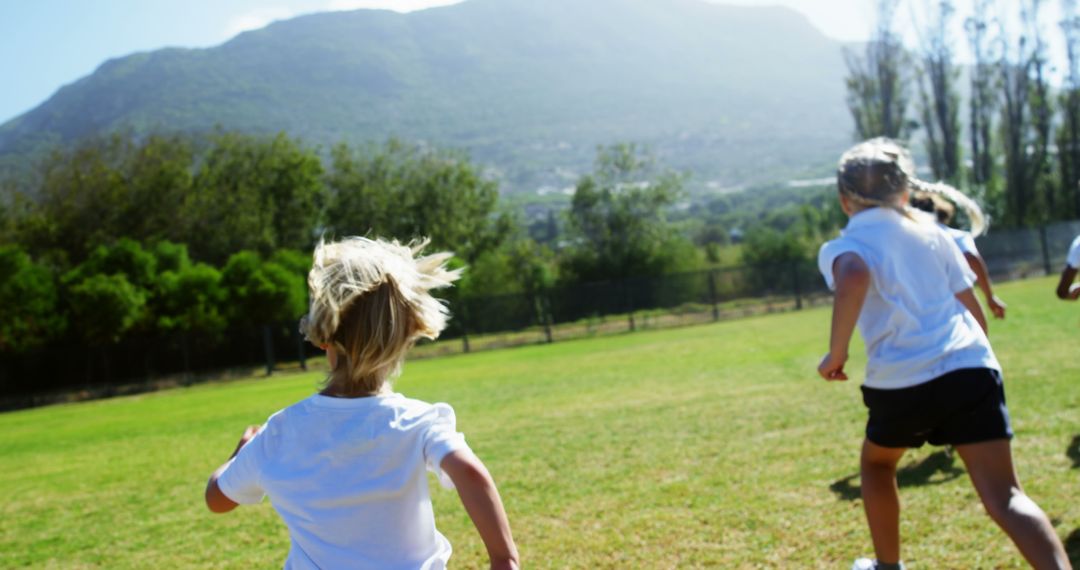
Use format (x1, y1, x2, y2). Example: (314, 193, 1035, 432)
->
(0, 0, 853, 192)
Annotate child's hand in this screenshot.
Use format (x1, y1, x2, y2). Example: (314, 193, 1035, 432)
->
(232, 425, 261, 456)
(988, 295, 1007, 319)
(239, 424, 260, 444)
(818, 352, 848, 381)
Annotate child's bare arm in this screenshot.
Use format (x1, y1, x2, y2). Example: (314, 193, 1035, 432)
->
(1056, 266, 1080, 300)
(204, 425, 260, 514)
(955, 288, 988, 334)
(963, 252, 1006, 318)
(441, 450, 519, 570)
(818, 252, 870, 381)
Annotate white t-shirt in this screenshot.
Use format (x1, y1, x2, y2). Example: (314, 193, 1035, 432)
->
(939, 223, 978, 256)
(1067, 235, 1080, 268)
(817, 208, 1000, 389)
(217, 393, 471, 570)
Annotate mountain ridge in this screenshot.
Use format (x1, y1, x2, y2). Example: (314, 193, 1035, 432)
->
(0, 0, 853, 192)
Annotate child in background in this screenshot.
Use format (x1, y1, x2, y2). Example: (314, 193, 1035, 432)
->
(817, 138, 1070, 570)
(204, 237, 519, 570)
(910, 190, 1006, 319)
(1055, 234, 1080, 300)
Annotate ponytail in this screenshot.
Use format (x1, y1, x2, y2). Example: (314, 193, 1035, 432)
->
(909, 180, 988, 237)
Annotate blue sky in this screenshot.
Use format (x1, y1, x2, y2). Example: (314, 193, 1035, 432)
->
(0, 0, 1067, 124)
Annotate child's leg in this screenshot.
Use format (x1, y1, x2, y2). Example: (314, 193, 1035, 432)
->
(860, 439, 907, 565)
(954, 439, 1071, 570)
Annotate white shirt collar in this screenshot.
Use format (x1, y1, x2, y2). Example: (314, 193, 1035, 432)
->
(844, 207, 902, 232)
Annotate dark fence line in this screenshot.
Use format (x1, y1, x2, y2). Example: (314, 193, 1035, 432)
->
(974, 220, 1080, 280)
(3, 219, 1078, 409)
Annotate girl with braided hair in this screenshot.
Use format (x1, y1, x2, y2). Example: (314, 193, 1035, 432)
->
(816, 139, 1069, 570)
(909, 189, 1006, 319)
(204, 237, 518, 570)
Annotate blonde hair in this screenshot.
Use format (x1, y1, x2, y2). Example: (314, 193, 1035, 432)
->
(299, 237, 461, 395)
(908, 181, 987, 236)
(837, 137, 987, 236)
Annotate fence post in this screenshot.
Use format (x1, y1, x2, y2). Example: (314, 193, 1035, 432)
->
(296, 328, 307, 371)
(460, 301, 471, 354)
(792, 264, 803, 310)
(538, 292, 553, 343)
(708, 270, 720, 321)
(625, 282, 636, 332)
(262, 325, 275, 376)
(1039, 225, 1052, 276)
(181, 333, 192, 385)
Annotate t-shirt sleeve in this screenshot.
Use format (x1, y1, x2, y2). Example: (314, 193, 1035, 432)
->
(953, 231, 978, 256)
(422, 403, 471, 490)
(817, 238, 864, 291)
(938, 231, 977, 293)
(1067, 235, 1080, 269)
(216, 424, 269, 505)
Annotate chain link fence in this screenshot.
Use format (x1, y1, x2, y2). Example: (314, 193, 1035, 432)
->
(3, 219, 1078, 409)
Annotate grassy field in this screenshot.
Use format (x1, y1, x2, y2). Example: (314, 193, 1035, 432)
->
(1, 277, 1078, 568)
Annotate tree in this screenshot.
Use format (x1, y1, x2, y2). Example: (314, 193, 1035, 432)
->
(15, 133, 195, 262)
(325, 139, 511, 264)
(60, 239, 159, 342)
(964, 0, 1001, 212)
(185, 132, 325, 263)
(155, 263, 227, 337)
(999, 0, 1054, 226)
(151, 240, 192, 275)
(65, 274, 146, 345)
(1060, 0, 1080, 218)
(9, 131, 326, 265)
(0, 246, 66, 352)
(67, 238, 158, 291)
(741, 227, 809, 266)
(844, 0, 913, 140)
(0, 178, 17, 245)
(220, 251, 307, 327)
(560, 144, 698, 283)
(914, 0, 962, 183)
(268, 249, 313, 283)
(143, 241, 227, 337)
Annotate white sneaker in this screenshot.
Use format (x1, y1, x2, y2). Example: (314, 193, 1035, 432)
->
(851, 559, 905, 570)
(851, 559, 876, 570)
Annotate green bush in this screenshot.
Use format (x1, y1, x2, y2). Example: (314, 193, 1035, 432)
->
(155, 263, 227, 336)
(66, 274, 146, 345)
(0, 246, 66, 352)
(221, 251, 306, 326)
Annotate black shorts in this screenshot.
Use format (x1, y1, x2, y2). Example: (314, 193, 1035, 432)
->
(861, 368, 1013, 448)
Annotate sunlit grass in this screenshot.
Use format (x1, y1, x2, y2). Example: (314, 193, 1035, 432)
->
(1, 277, 1077, 568)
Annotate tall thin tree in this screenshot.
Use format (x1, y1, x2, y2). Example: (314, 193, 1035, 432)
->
(965, 0, 999, 193)
(914, 0, 962, 183)
(845, 0, 912, 140)
(1059, 0, 1080, 218)
(999, 0, 1053, 226)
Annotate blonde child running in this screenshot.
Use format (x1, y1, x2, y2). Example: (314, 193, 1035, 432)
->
(816, 139, 1070, 570)
(909, 190, 1006, 319)
(204, 237, 519, 570)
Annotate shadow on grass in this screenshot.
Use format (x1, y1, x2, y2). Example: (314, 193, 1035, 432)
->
(1066, 528, 1080, 566)
(1067, 435, 1080, 469)
(830, 449, 965, 502)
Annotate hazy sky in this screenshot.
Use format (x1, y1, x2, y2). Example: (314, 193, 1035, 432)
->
(0, 0, 1069, 124)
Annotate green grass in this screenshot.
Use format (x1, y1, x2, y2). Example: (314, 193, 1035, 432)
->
(1, 277, 1078, 568)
